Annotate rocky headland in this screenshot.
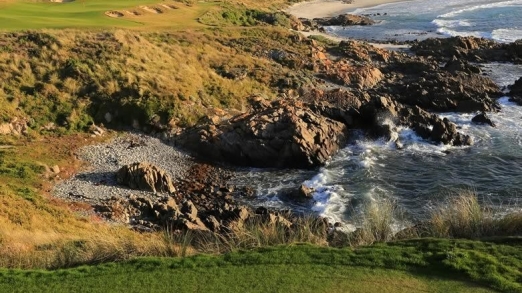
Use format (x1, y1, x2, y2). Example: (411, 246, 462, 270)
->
(53, 25, 522, 241)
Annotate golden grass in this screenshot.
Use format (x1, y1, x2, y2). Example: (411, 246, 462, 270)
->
(0, 134, 191, 269)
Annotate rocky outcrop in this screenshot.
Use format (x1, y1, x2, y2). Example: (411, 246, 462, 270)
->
(359, 96, 472, 146)
(0, 118, 29, 136)
(117, 162, 176, 193)
(287, 184, 314, 201)
(444, 56, 481, 74)
(175, 100, 348, 169)
(472, 113, 495, 127)
(383, 70, 502, 113)
(93, 161, 330, 236)
(336, 40, 392, 63)
(509, 77, 522, 105)
(320, 63, 384, 89)
(315, 14, 375, 26)
(411, 36, 522, 63)
(411, 36, 496, 60)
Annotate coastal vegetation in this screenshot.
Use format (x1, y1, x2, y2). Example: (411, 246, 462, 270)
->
(0, 0, 521, 292)
(1, 239, 521, 292)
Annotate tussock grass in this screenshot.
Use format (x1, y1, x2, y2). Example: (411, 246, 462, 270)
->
(423, 191, 522, 239)
(165, 214, 328, 254)
(0, 26, 310, 130)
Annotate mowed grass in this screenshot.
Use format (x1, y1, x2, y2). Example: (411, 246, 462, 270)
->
(0, 0, 218, 30)
(2, 239, 516, 293)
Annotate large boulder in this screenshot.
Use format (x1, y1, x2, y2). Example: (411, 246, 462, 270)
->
(175, 100, 348, 169)
(117, 162, 176, 193)
(472, 113, 495, 127)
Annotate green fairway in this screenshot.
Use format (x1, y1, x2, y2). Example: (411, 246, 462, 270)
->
(0, 0, 217, 30)
(2, 239, 521, 293)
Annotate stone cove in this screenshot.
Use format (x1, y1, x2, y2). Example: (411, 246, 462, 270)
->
(1, 0, 522, 291)
(46, 0, 522, 235)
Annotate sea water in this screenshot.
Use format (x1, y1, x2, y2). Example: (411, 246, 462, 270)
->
(231, 0, 522, 230)
(327, 0, 522, 42)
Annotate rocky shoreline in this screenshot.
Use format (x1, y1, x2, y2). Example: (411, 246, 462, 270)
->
(53, 14, 522, 240)
(53, 133, 321, 235)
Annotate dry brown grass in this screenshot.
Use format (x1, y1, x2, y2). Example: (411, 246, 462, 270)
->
(423, 191, 522, 239)
(0, 134, 191, 269)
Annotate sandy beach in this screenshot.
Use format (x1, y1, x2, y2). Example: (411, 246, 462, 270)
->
(285, 0, 409, 19)
(285, 0, 412, 50)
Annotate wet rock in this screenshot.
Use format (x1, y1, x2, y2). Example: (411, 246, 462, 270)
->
(288, 184, 314, 201)
(509, 77, 522, 105)
(117, 162, 176, 193)
(472, 113, 496, 127)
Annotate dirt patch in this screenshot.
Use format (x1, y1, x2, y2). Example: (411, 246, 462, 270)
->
(105, 10, 124, 18)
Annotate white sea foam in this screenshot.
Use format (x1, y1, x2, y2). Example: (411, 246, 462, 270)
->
(432, 19, 472, 28)
(491, 29, 522, 42)
(438, 0, 522, 18)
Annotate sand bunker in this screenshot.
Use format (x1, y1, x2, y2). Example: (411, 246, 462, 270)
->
(139, 5, 163, 14)
(159, 4, 178, 10)
(105, 10, 124, 18)
(124, 10, 142, 16)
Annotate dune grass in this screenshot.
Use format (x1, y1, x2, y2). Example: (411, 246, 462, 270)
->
(2, 239, 520, 293)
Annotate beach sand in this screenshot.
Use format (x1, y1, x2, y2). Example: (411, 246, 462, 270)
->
(285, 0, 408, 19)
(285, 0, 411, 50)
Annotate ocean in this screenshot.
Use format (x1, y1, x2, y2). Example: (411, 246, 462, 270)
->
(329, 0, 522, 43)
(232, 0, 522, 231)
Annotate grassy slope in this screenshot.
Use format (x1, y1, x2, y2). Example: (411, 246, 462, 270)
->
(0, 0, 315, 269)
(3, 239, 522, 293)
(0, 2, 520, 293)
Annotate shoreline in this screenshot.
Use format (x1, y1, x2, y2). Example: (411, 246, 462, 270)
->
(285, 0, 410, 19)
(285, 0, 413, 50)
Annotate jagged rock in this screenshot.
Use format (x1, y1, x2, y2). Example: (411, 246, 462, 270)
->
(288, 184, 314, 201)
(321, 63, 384, 89)
(336, 40, 392, 63)
(315, 14, 375, 26)
(472, 113, 495, 127)
(444, 56, 481, 74)
(0, 118, 29, 136)
(509, 77, 522, 105)
(411, 36, 522, 63)
(49, 165, 60, 174)
(411, 36, 497, 60)
(89, 124, 105, 137)
(175, 100, 348, 168)
(387, 71, 502, 112)
(117, 162, 176, 193)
